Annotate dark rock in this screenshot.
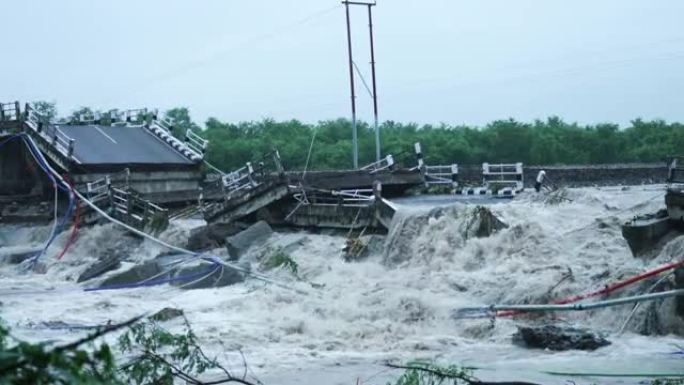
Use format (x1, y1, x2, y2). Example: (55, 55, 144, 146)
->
(77, 250, 122, 283)
(171, 262, 246, 290)
(186, 222, 247, 251)
(1, 249, 39, 264)
(676, 267, 684, 319)
(513, 325, 610, 351)
(99, 261, 165, 288)
(225, 221, 273, 259)
(150, 307, 185, 322)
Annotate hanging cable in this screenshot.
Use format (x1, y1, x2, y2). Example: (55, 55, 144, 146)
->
(19, 134, 307, 294)
(352, 60, 374, 99)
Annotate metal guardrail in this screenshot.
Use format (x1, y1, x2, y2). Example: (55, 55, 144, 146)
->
(186, 129, 208, 157)
(24, 104, 76, 158)
(482, 162, 524, 191)
(148, 118, 207, 162)
(0, 101, 20, 122)
(291, 187, 374, 207)
(86, 176, 111, 203)
(360, 154, 395, 173)
(424, 164, 458, 187)
(222, 163, 258, 194)
(111, 187, 168, 230)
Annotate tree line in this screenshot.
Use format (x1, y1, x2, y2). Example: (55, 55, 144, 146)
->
(200, 115, 683, 171)
(33, 102, 683, 172)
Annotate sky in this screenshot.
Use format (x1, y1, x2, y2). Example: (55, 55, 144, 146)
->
(2, 0, 684, 127)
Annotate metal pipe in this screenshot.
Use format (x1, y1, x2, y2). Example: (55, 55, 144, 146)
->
(458, 289, 684, 315)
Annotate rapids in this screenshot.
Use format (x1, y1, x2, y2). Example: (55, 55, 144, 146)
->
(0, 185, 682, 384)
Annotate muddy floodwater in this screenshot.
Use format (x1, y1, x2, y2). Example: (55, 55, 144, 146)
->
(1, 185, 682, 384)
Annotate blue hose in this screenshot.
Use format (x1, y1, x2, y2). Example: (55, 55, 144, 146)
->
(15, 134, 76, 265)
(5, 133, 235, 292)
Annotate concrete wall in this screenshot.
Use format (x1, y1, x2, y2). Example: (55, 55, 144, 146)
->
(71, 169, 203, 204)
(0, 138, 46, 197)
(455, 163, 668, 187)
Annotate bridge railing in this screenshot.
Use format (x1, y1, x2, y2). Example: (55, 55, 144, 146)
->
(0, 101, 20, 122)
(221, 163, 258, 195)
(186, 129, 208, 157)
(86, 176, 111, 203)
(24, 104, 76, 158)
(424, 164, 459, 187)
(333, 189, 374, 203)
(148, 118, 207, 162)
(110, 187, 168, 231)
(360, 154, 395, 174)
(482, 162, 524, 191)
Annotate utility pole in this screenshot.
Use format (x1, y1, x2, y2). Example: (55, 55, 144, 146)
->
(367, 3, 380, 162)
(342, 0, 379, 167)
(343, 1, 358, 169)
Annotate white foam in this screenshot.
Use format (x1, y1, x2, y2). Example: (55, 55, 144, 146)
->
(0, 185, 681, 383)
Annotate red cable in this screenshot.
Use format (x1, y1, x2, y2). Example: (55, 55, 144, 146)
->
(497, 258, 684, 317)
(56, 176, 81, 261)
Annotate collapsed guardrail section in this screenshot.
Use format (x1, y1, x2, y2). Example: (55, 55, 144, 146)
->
(84, 170, 169, 234)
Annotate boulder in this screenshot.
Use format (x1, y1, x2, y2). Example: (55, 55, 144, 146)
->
(150, 307, 185, 322)
(171, 262, 246, 290)
(513, 325, 610, 351)
(186, 222, 247, 251)
(1, 248, 39, 264)
(98, 261, 165, 288)
(77, 250, 122, 283)
(225, 221, 273, 259)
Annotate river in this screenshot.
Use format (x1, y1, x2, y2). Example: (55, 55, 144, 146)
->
(0, 185, 682, 384)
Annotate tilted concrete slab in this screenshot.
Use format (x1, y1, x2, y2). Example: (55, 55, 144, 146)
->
(204, 179, 291, 223)
(57, 124, 193, 166)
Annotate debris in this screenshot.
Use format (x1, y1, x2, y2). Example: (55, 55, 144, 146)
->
(466, 206, 508, 238)
(343, 237, 366, 262)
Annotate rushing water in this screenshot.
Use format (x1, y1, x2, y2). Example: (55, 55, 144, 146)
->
(0, 186, 683, 384)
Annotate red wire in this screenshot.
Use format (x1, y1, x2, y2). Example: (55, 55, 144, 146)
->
(497, 258, 684, 317)
(56, 176, 81, 261)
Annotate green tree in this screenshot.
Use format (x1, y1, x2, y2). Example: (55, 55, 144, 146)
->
(163, 107, 201, 139)
(31, 100, 57, 122)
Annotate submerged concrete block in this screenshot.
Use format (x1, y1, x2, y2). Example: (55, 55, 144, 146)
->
(186, 222, 247, 251)
(225, 220, 273, 259)
(77, 251, 122, 283)
(99, 261, 165, 288)
(171, 262, 245, 290)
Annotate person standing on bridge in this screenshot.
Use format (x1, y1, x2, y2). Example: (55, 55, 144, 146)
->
(534, 170, 546, 192)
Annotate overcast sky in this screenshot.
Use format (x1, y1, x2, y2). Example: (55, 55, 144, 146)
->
(2, 0, 684, 127)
